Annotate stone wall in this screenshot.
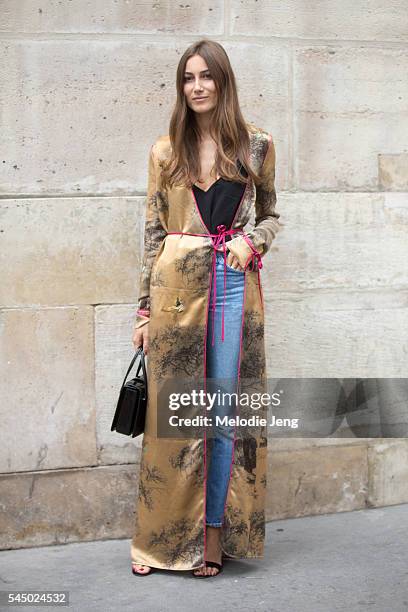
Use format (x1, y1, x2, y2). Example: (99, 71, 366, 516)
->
(1, 1, 407, 549)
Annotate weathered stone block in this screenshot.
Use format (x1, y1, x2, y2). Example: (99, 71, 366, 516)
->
(294, 48, 408, 189)
(379, 154, 408, 190)
(261, 192, 408, 378)
(0, 0, 223, 34)
(0, 307, 96, 473)
(95, 305, 144, 464)
(367, 439, 408, 507)
(231, 0, 408, 42)
(0, 198, 144, 307)
(266, 443, 368, 520)
(0, 42, 177, 195)
(0, 463, 140, 550)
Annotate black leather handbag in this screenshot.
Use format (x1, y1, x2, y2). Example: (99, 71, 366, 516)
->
(111, 347, 148, 438)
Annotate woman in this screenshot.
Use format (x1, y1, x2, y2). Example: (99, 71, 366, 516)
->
(131, 38, 282, 578)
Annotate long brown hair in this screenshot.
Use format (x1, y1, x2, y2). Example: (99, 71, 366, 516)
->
(161, 38, 262, 191)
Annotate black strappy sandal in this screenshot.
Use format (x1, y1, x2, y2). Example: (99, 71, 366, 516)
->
(192, 560, 223, 578)
(131, 563, 157, 576)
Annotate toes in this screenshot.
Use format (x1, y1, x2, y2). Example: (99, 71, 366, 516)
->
(132, 563, 151, 574)
(193, 564, 220, 577)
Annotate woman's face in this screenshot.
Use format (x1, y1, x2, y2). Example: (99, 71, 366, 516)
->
(183, 54, 218, 115)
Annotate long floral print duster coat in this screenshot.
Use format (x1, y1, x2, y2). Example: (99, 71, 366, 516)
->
(130, 122, 282, 570)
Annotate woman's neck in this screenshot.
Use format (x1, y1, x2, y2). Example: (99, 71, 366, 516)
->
(195, 113, 215, 142)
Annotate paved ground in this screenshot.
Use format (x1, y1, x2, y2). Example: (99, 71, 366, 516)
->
(0, 504, 407, 612)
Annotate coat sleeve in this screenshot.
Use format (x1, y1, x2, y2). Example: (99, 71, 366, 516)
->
(226, 133, 282, 270)
(134, 145, 167, 330)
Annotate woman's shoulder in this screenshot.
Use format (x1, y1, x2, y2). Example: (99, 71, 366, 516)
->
(245, 123, 273, 165)
(245, 121, 272, 143)
(151, 134, 171, 162)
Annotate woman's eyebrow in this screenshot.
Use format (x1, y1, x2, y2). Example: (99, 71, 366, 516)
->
(184, 70, 210, 75)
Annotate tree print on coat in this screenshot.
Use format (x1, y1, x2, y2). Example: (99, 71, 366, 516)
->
(174, 249, 213, 288)
(149, 323, 206, 378)
(150, 265, 166, 287)
(248, 510, 265, 551)
(240, 311, 265, 379)
(168, 443, 205, 488)
(155, 189, 169, 215)
(221, 505, 266, 558)
(221, 506, 248, 556)
(233, 436, 258, 485)
(143, 196, 166, 254)
(149, 519, 204, 566)
(138, 461, 167, 512)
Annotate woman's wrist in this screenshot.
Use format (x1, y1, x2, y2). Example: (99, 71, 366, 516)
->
(136, 308, 150, 317)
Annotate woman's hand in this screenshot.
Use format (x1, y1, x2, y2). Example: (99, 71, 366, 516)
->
(133, 323, 149, 355)
(226, 249, 245, 272)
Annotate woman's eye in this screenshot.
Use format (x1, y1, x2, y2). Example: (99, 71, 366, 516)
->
(184, 74, 212, 81)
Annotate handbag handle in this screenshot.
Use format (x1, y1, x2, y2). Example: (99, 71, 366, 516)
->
(120, 347, 148, 399)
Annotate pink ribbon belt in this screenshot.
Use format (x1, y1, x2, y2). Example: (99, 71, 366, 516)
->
(167, 225, 263, 345)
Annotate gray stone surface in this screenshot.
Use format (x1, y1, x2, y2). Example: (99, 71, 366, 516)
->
(269, 192, 408, 292)
(0, 42, 177, 195)
(368, 439, 408, 507)
(294, 47, 408, 190)
(0, 0, 224, 34)
(0, 504, 407, 612)
(0, 464, 140, 550)
(262, 192, 408, 378)
(95, 304, 144, 464)
(379, 154, 408, 190)
(264, 292, 408, 379)
(0, 198, 144, 306)
(0, 306, 96, 474)
(231, 0, 408, 42)
(266, 443, 368, 519)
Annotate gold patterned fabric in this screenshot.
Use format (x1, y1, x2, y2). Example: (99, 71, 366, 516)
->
(131, 123, 282, 570)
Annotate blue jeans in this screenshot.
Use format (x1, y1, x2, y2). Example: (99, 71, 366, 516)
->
(205, 251, 245, 527)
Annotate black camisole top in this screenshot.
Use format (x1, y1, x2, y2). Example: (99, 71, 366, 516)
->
(192, 160, 248, 246)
